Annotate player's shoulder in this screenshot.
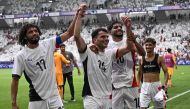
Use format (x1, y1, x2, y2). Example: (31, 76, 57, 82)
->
(58, 52, 63, 57)
(16, 48, 25, 56)
(40, 37, 56, 47)
(54, 52, 61, 56)
(13, 49, 25, 61)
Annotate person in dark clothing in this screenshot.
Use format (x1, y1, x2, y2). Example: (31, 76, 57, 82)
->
(60, 43, 81, 101)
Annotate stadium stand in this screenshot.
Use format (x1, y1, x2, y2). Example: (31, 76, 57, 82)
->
(0, 0, 189, 65)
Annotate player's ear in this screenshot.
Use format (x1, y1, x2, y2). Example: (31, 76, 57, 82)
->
(92, 38, 96, 44)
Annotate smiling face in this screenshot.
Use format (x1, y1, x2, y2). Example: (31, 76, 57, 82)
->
(26, 27, 40, 45)
(93, 31, 109, 51)
(110, 23, 123, 38)
(144, 42, 155, 53)
(144, 38, 156, 54)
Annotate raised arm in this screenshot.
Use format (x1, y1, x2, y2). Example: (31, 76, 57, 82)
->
(11, 77, 19, 109)
(116, 16, 135, 57)
(123, 16, 134, 52)
(59, 6, 81, 42)
(132, 38, 145, 56)
(121, 16, 145, 56)
(74, 4, 87, 53)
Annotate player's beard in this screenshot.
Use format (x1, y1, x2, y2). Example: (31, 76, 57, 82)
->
(114, 34, 123, 38)
(27, 36, 40, 44)
(114, 30, 123, 38)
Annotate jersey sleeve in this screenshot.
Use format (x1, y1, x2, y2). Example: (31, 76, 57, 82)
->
(12, 53, 24, 78)
(41, 36, 56, 50)
(41, 35, 63, 54)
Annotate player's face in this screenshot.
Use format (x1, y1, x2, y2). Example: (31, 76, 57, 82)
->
(94, 31, 109, 50)
(144, 42, 155, 53)
(26, 27, 40, 45)
(111, 23, 123, 38)
(60, 45, 65, 52)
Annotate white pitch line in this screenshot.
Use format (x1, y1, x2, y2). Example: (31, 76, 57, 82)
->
(148, 89, 190, 109)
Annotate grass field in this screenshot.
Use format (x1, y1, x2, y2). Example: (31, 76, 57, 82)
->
(0, 65, 190, 109)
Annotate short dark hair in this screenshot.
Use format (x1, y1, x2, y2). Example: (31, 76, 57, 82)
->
(107, 21, 123, 32)
(91, 28, 108, 39)
(18, 23, 42, 46)
(144, 38, 156, 45)
(167, 48, 172, 53)
(59, 43, 65, 47)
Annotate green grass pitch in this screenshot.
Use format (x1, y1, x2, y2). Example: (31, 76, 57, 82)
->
(0, 65, 190, 109)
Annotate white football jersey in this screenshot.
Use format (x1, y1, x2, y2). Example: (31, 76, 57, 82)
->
(12, 37, 59, 100)
(107, 38, 137, 88)
(80, 46, 116, 98)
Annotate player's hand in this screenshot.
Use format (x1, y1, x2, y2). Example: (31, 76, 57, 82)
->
(78, 3, 87, 17)
(89, 44, 99, 54)
(121, 16, 136, 42)
(121, 16, 131, 29)
(66, 64, 70, 67)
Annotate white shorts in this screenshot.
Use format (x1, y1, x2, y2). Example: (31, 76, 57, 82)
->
(140, 81, 166, 108)
(112, 87, 140, 109)
(83, 96, 111, 109)
(29, 95, 64, 109)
